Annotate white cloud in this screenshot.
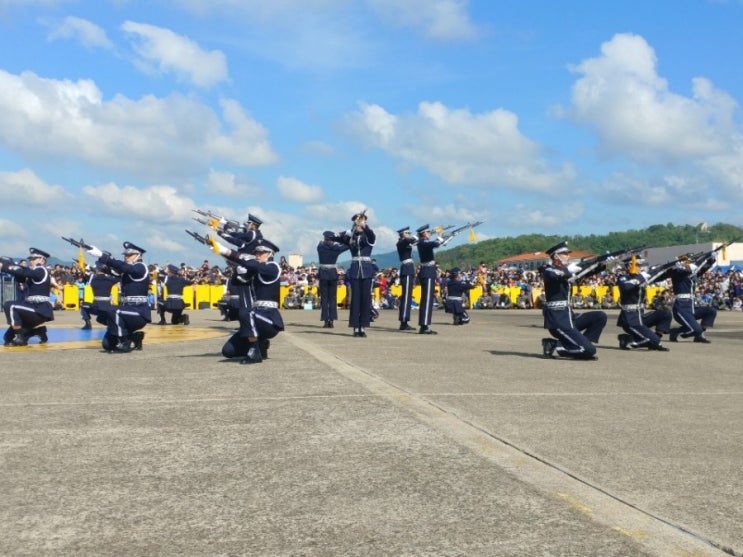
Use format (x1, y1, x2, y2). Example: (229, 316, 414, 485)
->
(366, 0, 479, 41)
(347, 101, 574, 192)
(565, 33, 738, 163)
(0, 168, 69, 204)
(504, 203, 586, 229)
(0, 70, 277, 179)
(0, 218, 25, 238)
(205, 169, 263, 197)
(47, 16, 113, 49)
(121, 20, 228, 87)
(276, 176, 324, 203)
(82, 183, 195, 221)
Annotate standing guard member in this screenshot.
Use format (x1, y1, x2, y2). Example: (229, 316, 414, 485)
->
(157, 264, 192, 325)
(615, 258, 671, 351)
(80, 263, 119, 330)
(86, 241, 151, 352)
(317, 231, 350, 328)
(444, 268, 476, 325)
(337, 212, 376, 337)
(416, 225, 448, 335)
(539, 241, 607, 360)
(1, 248, 54, 346)
(396, 226, 417, 331)
(210, 237, 284, 364)
(665, 254, 717, 343)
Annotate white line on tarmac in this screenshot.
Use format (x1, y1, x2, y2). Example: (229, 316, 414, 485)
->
(283, 329, 731, 557)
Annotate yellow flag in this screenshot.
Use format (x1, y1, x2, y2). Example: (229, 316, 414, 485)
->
(722, 245, 727, 259)
(469, 226, 475, 242)
(78, 246, 86, 273)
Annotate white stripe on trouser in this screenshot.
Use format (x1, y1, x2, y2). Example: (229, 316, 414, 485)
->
(420, 278, 434, 325)
(8, 304, 37, 327)
(115, 309, 140, 336)
(554, 327, 586, 354)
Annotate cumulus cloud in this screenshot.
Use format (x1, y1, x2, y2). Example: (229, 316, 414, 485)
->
(504, 203, 585, 229)
(122, 21, 228, 87)
(564, 33, 739, 163)
(205, 169, 263, 197)
(276, 176, 324, 203)
(0, 168, 69, 204)
(366, 0, 479, 41)
(346, 100, 574, 192)
(47, 16, 113, 49)
(82, 183, 195, 221)
(0, 70, 277, 179)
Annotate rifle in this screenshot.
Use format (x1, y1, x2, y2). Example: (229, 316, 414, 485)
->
(441, 220, 485, 243)
(572, 246, 642, 282)
(185, 229, 210, 246)
(192, 209, 241, 231)
(61, 236, 93, 250)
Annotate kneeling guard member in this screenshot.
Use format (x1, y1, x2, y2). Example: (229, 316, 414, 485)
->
(539, 241, 607, 360)
(157, 264, 192, 325)
(209, 237, 284, 364)
(1, 248, 54, 346)
(86, 241, 151, 352)
(444, 268, 476, 325)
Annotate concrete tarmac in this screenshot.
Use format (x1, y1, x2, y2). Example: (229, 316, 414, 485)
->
(1, 306, 742, 556)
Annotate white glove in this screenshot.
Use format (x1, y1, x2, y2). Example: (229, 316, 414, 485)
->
(640, 271, 651, 281)
(86, 245, 103, 258)
(567, 262, 582, 274)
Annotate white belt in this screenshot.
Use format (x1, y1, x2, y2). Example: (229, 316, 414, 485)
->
(254, 300, 279, 309)
(228, 295, 240, 300)
(319, 264, 336, 268)
(352, 256, 372, 261)
(400, 258, 414, 264)
(121, 296, 149, 304)
(420, 261, 436, 267)
(447, 296, 462, 301)
(93, 296, 111, 301)
(546, 300, 568, 308)
(166, 295, 183, 299)
(675, 293, 693, 299)
(26, 295, 50, 303)
(621, 303, 642, 311)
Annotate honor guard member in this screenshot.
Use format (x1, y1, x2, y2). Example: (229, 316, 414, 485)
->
(157, 264, 192, 325)
(219, 213, 264, 253)
(317, 230, 350, 328)
(86, 241, 151, 352)
(80, 263, 120, 330)
(615, 257, 671, 351)
(415, 224, 448, 334)
(665, 254, 717, 343)
(444, 268, 476, 325)
(396, 226, 417, 330)
(210, 237, 284, 364)
(1, 248, 54, 346)
(337, 212, 376, 337)
(539, 241, 607, 360)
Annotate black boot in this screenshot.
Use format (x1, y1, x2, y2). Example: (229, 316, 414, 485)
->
(258, 339, 270, 359)
(181, 314, 190, 326)
(10, 328, 31, 346)
(541, 338, 557, 358)
(81, 319, 92, 330)
(399, 322, 413, 331)
(418, 326, 437, 335)
(131, 331, 145, 350)
(618, 333, 631, 350)
(3, 327, 15, 346)
(34, 326, 48, 344)
(115, 336, 133, 353)
(240, 344, 263, 364)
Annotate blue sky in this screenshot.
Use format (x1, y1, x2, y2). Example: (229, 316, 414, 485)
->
(1, 0, 742, 266)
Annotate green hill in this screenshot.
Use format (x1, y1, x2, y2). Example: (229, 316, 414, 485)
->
(372, 222, 743, 271)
